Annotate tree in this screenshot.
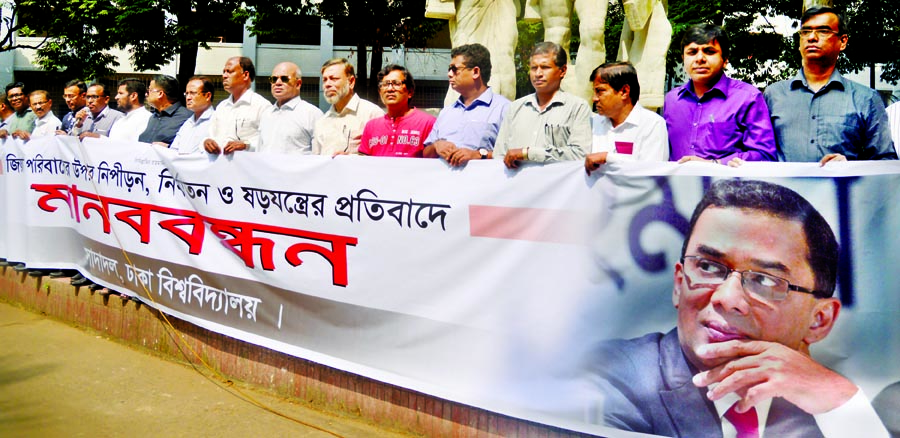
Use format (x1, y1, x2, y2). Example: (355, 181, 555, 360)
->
(15, 0, 247, 84)
(0, 0, 51, 53)
(244, 1, 445, 101)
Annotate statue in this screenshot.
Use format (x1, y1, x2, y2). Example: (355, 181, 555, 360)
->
(617, 0, 671, 109)
(426, 0, 519, 106)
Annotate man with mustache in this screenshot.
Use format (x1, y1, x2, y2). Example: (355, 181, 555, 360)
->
(358, 64, 435, 157)
(586, 179, 888, 437)
(665, 25, 776, 166)
(203, 56, 270, 155)
(75, 82, 124, 139)
(492, 42, 591, 169)
(1, 82, 36, 139)
(765, 6, 897, 164)
(423, 43, 510, 166)
(313, 58, 383, 156)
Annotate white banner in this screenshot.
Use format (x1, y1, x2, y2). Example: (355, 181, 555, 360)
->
(2, 136, 899, 436)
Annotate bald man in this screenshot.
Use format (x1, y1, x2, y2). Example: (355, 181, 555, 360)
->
(258, 61, 324, 154)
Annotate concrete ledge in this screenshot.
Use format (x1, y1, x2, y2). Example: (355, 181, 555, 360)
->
(0, 268, 590, 437)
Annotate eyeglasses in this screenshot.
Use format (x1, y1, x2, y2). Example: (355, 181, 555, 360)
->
(269, 75, 292, 84)
(8, 92, 24, 99)
(798, 27, 841, 39)
(378, 80, 405, 90)
(680, 256, 828, 301)
(146, 88, 163, 96)
(184, 91, 208, 97)
(86, 95, 103, 100)
(448, 65, 471, 75)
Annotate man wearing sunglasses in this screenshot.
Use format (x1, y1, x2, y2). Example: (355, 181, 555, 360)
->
(586, 179, 888, 437)
(258, 62, 323, 155)
(765, 6, 897, 164)
(423, 43, 510, 166)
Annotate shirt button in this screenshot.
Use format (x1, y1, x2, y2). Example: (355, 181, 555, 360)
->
(693, 123, 698, 127)
(811, 115, 816, 120)
(810, 139, 815, 144)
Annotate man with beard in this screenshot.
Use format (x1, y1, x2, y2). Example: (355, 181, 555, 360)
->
(423, 43, 510, 166)
(75, 82, 124, 139)
(108, 78, 152, 142)
(203, 56, 270, 154)
(1, 82, 36, 139)
(313, 58, 384, 156)
(257, 62, 323, 154)
(58, 80, 87, 134)
(170, 76, 215, 155)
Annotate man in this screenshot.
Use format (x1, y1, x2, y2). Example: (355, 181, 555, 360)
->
(138, 75, 192, 146)
(4, 82, 37, 139)
(170, 76, 215, 155)
(587, 179, 889, 437)
(889, 101, 900, 149)
(257, 62, 323, 154)
(423, 43, 510, 166)
(765, 7, 897, 164)
(75, 83, 124, 139)
(0, 91, 16, 135)
(203, 56, 270, 154)
(584, 61, 668, 174)
(59, 80, 87, 134)
(108, 78, 152, 142)
(19, 90, 61, 140)
(312, 58, 384, 156)
(492, 42, 591, 169)
(665, 24, 776, 166)
(358, 64, 436, 157)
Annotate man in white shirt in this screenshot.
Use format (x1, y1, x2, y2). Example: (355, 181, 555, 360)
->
(108, 78, 152, 142)
(258, 61, 323, 154)
(313, 58, 384, 156)
(203, 56, 270, 154)
(588, 179, 889, 437)
(18, 90, 61, 140)
(584, 62, 668, 174)
(887, 101, 900, 151)
(171, 76, 215, 155)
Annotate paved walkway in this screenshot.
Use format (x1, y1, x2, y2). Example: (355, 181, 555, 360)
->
(0, 300, 415, 438)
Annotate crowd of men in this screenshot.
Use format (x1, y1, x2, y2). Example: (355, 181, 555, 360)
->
(0, 8, 896, 175)
(0, 6, 899, 435)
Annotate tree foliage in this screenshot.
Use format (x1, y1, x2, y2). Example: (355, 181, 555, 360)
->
(243, 0, 445, 100)
(14, 0, 247, 83)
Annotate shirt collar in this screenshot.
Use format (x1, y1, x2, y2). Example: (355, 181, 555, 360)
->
(678, 74, 731, 99)
(91, 106, 110, 120)
(790, 69, 845, 92)
(229, 89, 257, 107)
(274, 95, 302, 111)
(525, 90, 567, 111)
(453, 87, 495, 110)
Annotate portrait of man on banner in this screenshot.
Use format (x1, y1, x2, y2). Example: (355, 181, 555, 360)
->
(583, 179, 889, 437)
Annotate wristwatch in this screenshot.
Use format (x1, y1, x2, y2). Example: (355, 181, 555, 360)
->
(478, 148, 489, 159)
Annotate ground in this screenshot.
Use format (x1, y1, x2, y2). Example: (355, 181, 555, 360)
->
(0, 300, 417, 438)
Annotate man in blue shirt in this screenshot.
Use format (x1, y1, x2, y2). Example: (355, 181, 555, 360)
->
(424, 43, 510, 166)
(764, 6, 897, 164)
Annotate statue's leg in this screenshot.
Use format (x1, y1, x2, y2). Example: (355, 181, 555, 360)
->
(566, 0, 608, 101)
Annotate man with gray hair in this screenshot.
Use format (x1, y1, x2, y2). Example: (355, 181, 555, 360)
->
(258, 61, 323, 154)
(313, 58, 384, 156)
(139, 75, 192, 146)
(492, 42, 591, 169)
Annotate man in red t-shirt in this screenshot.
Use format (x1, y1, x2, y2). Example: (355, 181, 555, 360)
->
(359, 64, 436, 157)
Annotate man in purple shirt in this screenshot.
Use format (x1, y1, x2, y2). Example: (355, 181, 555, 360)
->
(664, 24, 776, 165)
(423, 43, 510, 166)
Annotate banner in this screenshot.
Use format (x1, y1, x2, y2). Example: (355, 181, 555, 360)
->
(2, 136, 899, 436)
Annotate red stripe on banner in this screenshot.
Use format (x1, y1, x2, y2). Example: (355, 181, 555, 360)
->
(468, 205, 587, 244)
